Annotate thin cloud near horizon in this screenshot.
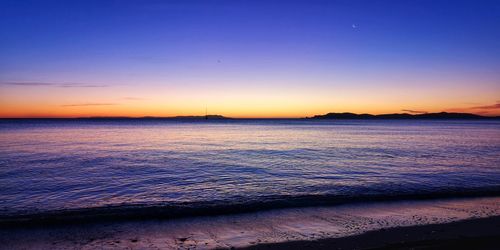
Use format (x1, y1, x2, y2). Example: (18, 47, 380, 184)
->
(60, 103, 118, 107)
(401, 109, 428, 114)
(468, 101, 500, 110)
(0, 82, 108, 88)
(445, 101, 500, 114)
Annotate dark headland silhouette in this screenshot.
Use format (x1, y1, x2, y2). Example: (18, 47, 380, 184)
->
(307, 112, 500, 120)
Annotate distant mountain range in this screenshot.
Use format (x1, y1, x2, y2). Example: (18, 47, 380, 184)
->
(307, 112, 500, 120)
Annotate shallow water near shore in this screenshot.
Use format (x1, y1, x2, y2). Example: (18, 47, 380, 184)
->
(0, 119, 499, 218)
(1, 197, 499, 249)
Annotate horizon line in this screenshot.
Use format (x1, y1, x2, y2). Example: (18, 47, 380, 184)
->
(1, 111, 499, 119)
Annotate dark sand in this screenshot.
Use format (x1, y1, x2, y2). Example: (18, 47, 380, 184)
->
(242, 216, 500, 250)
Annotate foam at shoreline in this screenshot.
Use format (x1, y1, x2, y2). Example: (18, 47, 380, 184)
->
(1, 197, 499, 249)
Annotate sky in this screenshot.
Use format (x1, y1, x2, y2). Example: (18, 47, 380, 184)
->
(1, 0, 499, 118)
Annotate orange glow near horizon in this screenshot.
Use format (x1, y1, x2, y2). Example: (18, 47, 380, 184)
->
(1, 82, 499, 118)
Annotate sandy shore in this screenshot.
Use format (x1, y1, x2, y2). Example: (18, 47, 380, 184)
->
(1, 197, 499, 249)
(243, 216, 500, 250)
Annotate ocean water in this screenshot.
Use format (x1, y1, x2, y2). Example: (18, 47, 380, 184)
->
(0, 119, 499, 219)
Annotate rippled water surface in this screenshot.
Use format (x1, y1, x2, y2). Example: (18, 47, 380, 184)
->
(1, 119, 499, 215)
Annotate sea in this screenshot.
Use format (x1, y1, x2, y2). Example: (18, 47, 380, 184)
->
(1, 119, 499, 222)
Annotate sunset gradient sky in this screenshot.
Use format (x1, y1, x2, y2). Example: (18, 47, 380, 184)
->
(1, 0, 499, 118)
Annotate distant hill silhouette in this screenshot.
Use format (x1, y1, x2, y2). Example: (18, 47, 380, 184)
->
(78, 115, 230, 120)
(169, 115, 229, 120)
(308, 112, 499, 120)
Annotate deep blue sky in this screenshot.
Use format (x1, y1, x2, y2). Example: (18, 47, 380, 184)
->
(1, 0, 499, 117)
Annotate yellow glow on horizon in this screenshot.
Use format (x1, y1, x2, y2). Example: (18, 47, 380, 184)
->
(2, 99, 499, 118)
(1, 79, 499, 118)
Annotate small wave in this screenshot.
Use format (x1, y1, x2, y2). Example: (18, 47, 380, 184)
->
(2, 187, 500, 227)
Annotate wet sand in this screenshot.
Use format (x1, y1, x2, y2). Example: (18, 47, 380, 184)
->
(243, 216, 500, 250)
(1, 197, 499, 249)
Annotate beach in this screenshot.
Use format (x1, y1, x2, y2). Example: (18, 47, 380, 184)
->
(1, 196, 499, 249)
(245, 215, 500, 250)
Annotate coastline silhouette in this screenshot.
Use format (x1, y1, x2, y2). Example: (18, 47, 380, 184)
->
(1, 112, 498, 120)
